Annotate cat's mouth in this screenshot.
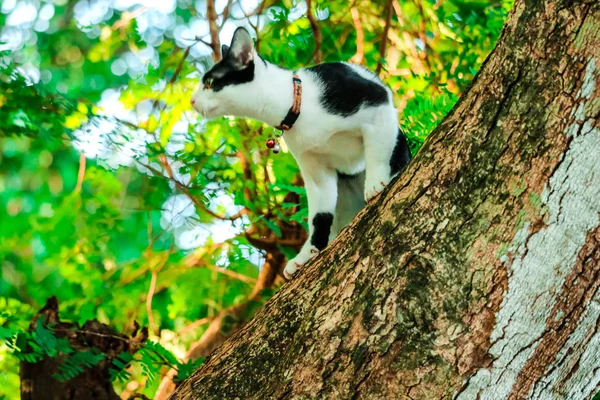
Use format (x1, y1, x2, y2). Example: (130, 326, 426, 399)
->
(202, 106, 219, 117)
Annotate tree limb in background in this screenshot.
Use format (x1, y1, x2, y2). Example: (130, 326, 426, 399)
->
(392, 0, 429, 75)
(220, 0, 233, 29)
(206, 0, 222, 61)
(412, 0, 437, 83)
(154, 251, 284, 400)
(145, 220, 172, 336)
(306, 0, 323, 64)
(376, 0, 394, 74)
(190, 255, 258, 285)
(350, 6, 365, 64)
(138, 158, 250, 222)
(73, 152, 86, 193)
(112, 7, 148, 30)
(178, 317, 212, 336)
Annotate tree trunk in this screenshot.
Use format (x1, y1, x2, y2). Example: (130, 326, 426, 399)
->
(20, 297, 147, 400)
(171, 0, 600, 398)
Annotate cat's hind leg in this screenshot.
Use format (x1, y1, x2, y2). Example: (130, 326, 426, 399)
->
(361, 112, 399, 201)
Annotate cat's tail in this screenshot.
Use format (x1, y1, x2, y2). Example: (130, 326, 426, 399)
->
(390, 128, 412, 176)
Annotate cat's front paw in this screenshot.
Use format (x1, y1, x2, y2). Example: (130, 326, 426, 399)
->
(364, 179, 388, 201)
(283, 246, 319, 279)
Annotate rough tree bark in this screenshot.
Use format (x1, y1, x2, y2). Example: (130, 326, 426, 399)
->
(154, 250, 285, 399)
(172, 0, 600, 398)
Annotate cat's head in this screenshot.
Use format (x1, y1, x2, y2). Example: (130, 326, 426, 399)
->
(191, 27, 256, 118)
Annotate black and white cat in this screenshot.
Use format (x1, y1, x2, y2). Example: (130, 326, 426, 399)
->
(191, 27, 411, 279)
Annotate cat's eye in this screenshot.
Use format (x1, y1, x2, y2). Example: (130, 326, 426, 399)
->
(203, 78, 213, 90)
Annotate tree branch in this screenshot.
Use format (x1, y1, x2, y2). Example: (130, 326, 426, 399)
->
(154, 251, 284, 400)
(219, 0, 234, 30)
(145, 231, 171, 336)
(391, 0, 430, 75)
(112, 7, 148, 30)
(350, 6, 365, 64)
(200, 263, 257, 285)
(376, 0, 394, 75)
(206, 0, 222, 61)
(178, 317, 212, 336)
(74, 152, 86, 192)
(306, 0, 323, 64)
(138, 158, 249, 222)
(168, 46, 191, 85)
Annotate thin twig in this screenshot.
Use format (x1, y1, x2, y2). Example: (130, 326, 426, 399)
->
(112, 7, 148, 30)
(193, 36, 213, 49)
(145, 277, 158, 331)
(204, 264, 257, 285)
(74, 152, 86, 192)
(146, 220, 157, 335)
(182, 244, 257, 284)
(376, 0, 394, 75)
(219, 0, 234, 30)
(52, 328, 136, 343)
(206, 0, 221, 60)
(392, 0, 428, 75)
(139, 157, 249, 222)
(244, 232, 303, 251)
(411, 0, 438, 90)
(178, 317, 213, 335)
(306, 0, 322, 63)
(146, 224, 171, 336)
(350, 6, 365, 64)
(168, 46, 191, 85)
(237, 0, 271, 19)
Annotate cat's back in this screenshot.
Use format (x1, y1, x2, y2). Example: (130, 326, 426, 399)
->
(303, 62, 392, 117)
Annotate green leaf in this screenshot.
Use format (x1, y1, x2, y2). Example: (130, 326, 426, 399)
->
(34, 318, 57, 356)
(174, 358, 204, 382)
(53, 350, 106, 381)
(263, 218, 282, 237)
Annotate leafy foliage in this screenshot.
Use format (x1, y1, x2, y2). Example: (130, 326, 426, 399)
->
(0, 0, 510, 397)
(1, 309, 198, 388)
(53, 350, 107, 381)
(401, 89, 459, 153)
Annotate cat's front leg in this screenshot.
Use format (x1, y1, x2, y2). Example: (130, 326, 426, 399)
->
(283, 241, 320, 280)
(284, 162, 337, 279)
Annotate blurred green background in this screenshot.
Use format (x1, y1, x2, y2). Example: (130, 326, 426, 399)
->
(0, 0, 511, 398)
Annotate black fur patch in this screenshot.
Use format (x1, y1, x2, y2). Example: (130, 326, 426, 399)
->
(307, 63, 389, 117)
(337, 170, 363, 180)
(310, 212, 334, 251)
(203, 59, 255, 92)
(390, 128, 412, 175)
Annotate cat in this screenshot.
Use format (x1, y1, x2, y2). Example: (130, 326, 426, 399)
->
(191, 27, 411, 279)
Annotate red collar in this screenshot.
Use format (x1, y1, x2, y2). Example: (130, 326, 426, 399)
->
(275, 73, 302, 131)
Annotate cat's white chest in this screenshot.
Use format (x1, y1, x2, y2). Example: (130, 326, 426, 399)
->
(284, 128, 366, 174)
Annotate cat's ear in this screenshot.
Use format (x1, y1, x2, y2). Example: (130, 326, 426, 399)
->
(229, 27, 254, 67)
(221, 44, 230, 59)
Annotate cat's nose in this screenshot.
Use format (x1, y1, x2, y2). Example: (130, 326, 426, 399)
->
(190, 99, 195, 106)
